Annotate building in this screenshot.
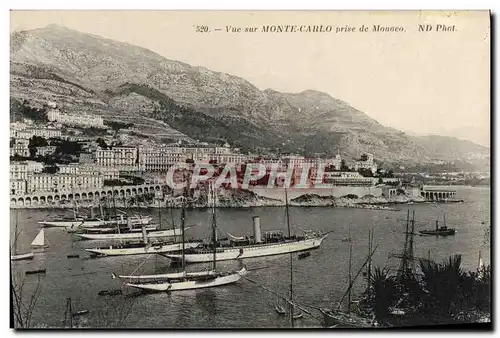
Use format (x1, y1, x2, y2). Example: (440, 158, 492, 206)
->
(58, 163, 120, 180)
(10, 143, 30, 157)
(10, 179, 27, 196)
(324, 171, 374, 186)
(27, 127, 62, 139)
(354, 153, 378, 174)
(47, 109, 105, 128)
(10, 161, 44, 180)
(26, 173, 104, 194)
(96, 147, 137, 168)
(138, 147, 188, 172)
(79, 152, 95, 164)
(35, 146, 57, 157)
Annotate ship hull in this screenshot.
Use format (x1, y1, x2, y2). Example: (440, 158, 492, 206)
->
(75, 227, 187, 240)
(11, 252, 35, 261)
(166, 235, 328, 263)
(123, 268, 247, 292)
(84, 242, 201, 256)
(39, 216, 152, 228)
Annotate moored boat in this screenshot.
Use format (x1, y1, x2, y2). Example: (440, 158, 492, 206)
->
(75, 227, 188, 241)
(121, 183, 248, 292)
(166, 218, 329, 263)
(84, 240, 201, 256)
(419, 215, 456, 236)
(11, 252, 35, 261)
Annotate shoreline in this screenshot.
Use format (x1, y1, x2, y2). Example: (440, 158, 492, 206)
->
(10, 194, 431, 211)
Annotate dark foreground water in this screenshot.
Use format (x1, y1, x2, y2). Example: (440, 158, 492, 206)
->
(11, 186, 490, 328)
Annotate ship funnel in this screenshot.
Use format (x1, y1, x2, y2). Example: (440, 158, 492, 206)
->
(142, 226, 148, 244)
(90, 207, 94, 219)
(253, 216, 262, 243)
(436, 220, 439, 231)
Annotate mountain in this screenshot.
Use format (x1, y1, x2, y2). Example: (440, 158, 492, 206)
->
(10, 25, 490, 167)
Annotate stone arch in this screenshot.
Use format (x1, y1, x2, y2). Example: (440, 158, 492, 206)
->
(144, 187, 149, 194)
(68, 194, 73, 200)
(40, 196, 46, 204)
(125, 189, 131, 196)
(32, 196, 39, 205)
(75, 193, 80, 200)
(138, 188, 143, 194)
(120, 189, 125, 197)
(132, 188, 137, 195)
(155, 185, 161, 191)
(107, 191, 113, 197)
(17, 198, 24, 206)
(82, 192, 87, 200)
(10, 198, 16, 206)
(93, 192, 98, 199)
(61, 194, 67, 200)
(47, 195, 53, 202)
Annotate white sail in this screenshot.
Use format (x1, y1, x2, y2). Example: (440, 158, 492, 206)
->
(31, 228, 45, 247)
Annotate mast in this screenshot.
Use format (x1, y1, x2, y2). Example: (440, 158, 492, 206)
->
(367, 229, 373, 298)
(285, 187, 294, 328)
(347, 227, 353, 313)
(211, 183, 217, 271)
(170, 201, 176, 242)
(158, 196, 162, 230)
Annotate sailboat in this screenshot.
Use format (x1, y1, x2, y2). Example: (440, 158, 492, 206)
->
(39, 199, 153, 229)
(121, 183, 247, 292)
(31, 228, 48, 248)
(11, 211, 34, 261)
(76, 198, 189, 240)
(166, 188, 331, 264)
(320, 229, 377, 328)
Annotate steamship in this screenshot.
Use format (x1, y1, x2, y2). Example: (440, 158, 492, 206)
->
(166, 216, 331, 264)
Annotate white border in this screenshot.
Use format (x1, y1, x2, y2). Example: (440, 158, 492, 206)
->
(2, 1, 497, 337)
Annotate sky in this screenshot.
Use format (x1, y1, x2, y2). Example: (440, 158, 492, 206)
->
(10, 10, 491, 147)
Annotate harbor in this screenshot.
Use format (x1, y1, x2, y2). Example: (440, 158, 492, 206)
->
(10, 185, 490, 328)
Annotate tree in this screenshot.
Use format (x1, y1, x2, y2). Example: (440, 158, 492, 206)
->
(340, 159, 350, 171)
(96, 138, 108, 150)
(28, 136, 48, 148)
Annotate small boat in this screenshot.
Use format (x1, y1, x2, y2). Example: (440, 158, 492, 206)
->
(293, 311, 303, 319)
(11, 252, 35, 261)
(72, 310, 89, 317)
(419, 216, 456, 236)
(275, 305, 286, 315)
(298, 252, 311, 260)
(67, 254, 80, 259)
(25, 269, 46, 275)
(98, 289, 122, 296)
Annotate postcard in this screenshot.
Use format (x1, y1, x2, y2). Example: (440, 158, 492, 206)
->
(9, 10, 490, 329)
